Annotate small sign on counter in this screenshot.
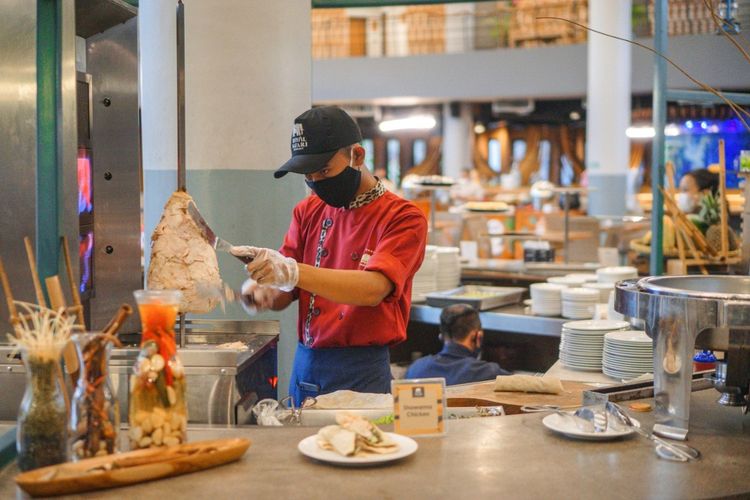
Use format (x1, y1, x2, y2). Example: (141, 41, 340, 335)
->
(392, 378, 446, 436)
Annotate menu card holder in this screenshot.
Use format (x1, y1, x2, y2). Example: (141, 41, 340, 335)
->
(392, 378, 446, 437)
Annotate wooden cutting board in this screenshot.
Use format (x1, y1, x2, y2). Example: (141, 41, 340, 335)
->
(446, 380, 595, 414)
(15, 438, 250, 497)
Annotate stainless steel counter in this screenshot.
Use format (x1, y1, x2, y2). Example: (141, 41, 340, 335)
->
(2, 389, 748, 499)
(411, 303, 566, 337)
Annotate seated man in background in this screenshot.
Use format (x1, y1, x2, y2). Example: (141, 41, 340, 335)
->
(406, 303, 510, 385)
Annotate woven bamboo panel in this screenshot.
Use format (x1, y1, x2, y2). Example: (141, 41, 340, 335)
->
(509, 0, 588, 48)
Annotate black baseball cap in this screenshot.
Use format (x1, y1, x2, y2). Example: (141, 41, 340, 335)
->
(274, 106, 362, 179)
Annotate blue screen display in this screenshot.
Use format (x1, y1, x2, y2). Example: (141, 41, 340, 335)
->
(667, 118, 750, 188)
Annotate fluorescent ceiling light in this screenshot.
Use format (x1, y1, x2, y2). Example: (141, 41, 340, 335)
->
(626, 124, 680, 139)
(379, 115, 436, 132)
(626, 126, 655, 139)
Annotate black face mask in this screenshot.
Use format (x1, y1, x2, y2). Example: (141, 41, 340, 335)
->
(305, 166, 362, 208)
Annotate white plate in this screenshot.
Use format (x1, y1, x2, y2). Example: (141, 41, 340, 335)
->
(562, 355, 602, 363)
(605, 330, 651, 343)
(604, 341, 652, 348)
(560, 357, 602, 367)
(603, 360, 652, 370)
(560, 344, 604, 353)
(542, 413, 638, 441)
(297, 432, 418, 467)
(563, 320, 630, 331)
(561, 343, 602, 352)
(603, 350, 652, 359)
(565, 273, 598, 282)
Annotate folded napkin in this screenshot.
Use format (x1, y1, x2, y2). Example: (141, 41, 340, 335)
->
(493, 375, 564, 395)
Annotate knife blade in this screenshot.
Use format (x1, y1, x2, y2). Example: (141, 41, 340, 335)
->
(187, 201, 253, 264)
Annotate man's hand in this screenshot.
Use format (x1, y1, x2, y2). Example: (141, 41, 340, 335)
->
(238, 278, 277, 315)
(230, 246, 299, 292)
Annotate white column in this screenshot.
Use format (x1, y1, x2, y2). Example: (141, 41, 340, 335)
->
(442, 102, 473, 179)
(140, 0, 178, 175)
(585, 0, 632, 216)
(140, 0, 311, 400)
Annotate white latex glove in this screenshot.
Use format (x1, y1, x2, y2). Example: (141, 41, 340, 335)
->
(231, 246, 299, 292)
(238, 278, 277, 315)
(240, 278, 277, 316)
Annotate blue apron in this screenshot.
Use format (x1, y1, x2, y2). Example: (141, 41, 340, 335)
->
(289, 343, 392, 406)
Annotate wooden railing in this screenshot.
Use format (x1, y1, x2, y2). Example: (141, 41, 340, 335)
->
(311, 0, 724, 60)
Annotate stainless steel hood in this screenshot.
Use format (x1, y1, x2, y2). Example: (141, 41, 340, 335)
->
(76, 0, 137, 38)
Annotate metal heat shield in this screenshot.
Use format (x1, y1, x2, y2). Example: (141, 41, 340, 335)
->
(86, 18, 142, 333)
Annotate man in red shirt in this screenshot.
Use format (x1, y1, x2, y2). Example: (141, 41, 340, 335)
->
(231, 106, 428, 405)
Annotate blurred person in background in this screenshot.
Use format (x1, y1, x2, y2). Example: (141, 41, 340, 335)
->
(677, 168, 719, 214)
(451, 167, 484, 202)
(406, 303, 510, 385)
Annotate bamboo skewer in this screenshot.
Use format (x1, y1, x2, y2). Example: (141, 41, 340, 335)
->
(24, 237, 47, 308)
(661, 188, 715, 256)
(718, 139, 730, 260)
(60, 236, 85, 328)
(0, 257, 21, 329)
(661, 187, 713, 275)
(45, 276, 66, 311)
(665, 161, 687, 266)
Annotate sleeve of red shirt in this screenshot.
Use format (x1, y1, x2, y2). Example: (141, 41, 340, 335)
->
(278, 201, 305, 300)
(364, 205, 428, 302)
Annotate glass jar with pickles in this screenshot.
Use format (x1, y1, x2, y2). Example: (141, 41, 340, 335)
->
(69, 332, 119, 460)
(129, 290, 187, 449)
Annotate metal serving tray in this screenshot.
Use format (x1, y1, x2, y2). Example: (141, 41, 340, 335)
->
(425, 285, 526, 311)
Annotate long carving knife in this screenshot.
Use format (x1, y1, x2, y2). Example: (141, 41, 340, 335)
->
(186, 201, 253, 264)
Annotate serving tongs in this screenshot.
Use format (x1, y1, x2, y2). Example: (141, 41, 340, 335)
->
(605, 402, 700, 462)
(186, 201, 253, 264)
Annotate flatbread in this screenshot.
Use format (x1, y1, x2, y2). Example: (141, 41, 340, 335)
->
(317, 425, 357, 456)
(493, 375, 564, 395)
(305, 390, 393, 409)
(316, 413, 399, 457)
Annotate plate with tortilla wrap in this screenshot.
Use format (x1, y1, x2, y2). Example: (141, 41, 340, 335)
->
(298, 413, 417, 466)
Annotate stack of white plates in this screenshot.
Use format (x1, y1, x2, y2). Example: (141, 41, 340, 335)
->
(596, 266, 638, 284)
(530, 283, 566, 316)
(411, 248, 437, 302)
(561, 288, 600, 319)
(565, 273, 598, 283)
(547, 276, 587, 288)
(435, 246, 461, 290)
(559, 320, 630, 371)
(603, 330, 654, 380)
(582, 282, 615, 303)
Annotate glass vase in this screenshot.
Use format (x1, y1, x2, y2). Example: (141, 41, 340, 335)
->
(69, 333, 120, 460)
(129, 290, 187, 449)
(16, 349, 70, 471)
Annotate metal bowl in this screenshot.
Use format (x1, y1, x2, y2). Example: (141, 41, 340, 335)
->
(637, 275, 750, 301)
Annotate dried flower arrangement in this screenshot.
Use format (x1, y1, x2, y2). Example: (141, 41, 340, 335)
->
(8, 302, 81, 471)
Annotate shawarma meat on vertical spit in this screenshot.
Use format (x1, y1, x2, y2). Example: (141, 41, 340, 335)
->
(147, 191, 222, 313)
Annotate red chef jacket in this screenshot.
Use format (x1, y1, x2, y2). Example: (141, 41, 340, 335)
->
(279, 189, 427, 349)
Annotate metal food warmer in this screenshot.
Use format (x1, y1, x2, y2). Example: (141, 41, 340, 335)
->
(615, 275, 750, 439)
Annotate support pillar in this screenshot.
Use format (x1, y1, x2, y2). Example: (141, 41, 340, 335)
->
(585, 0, 632, 217)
